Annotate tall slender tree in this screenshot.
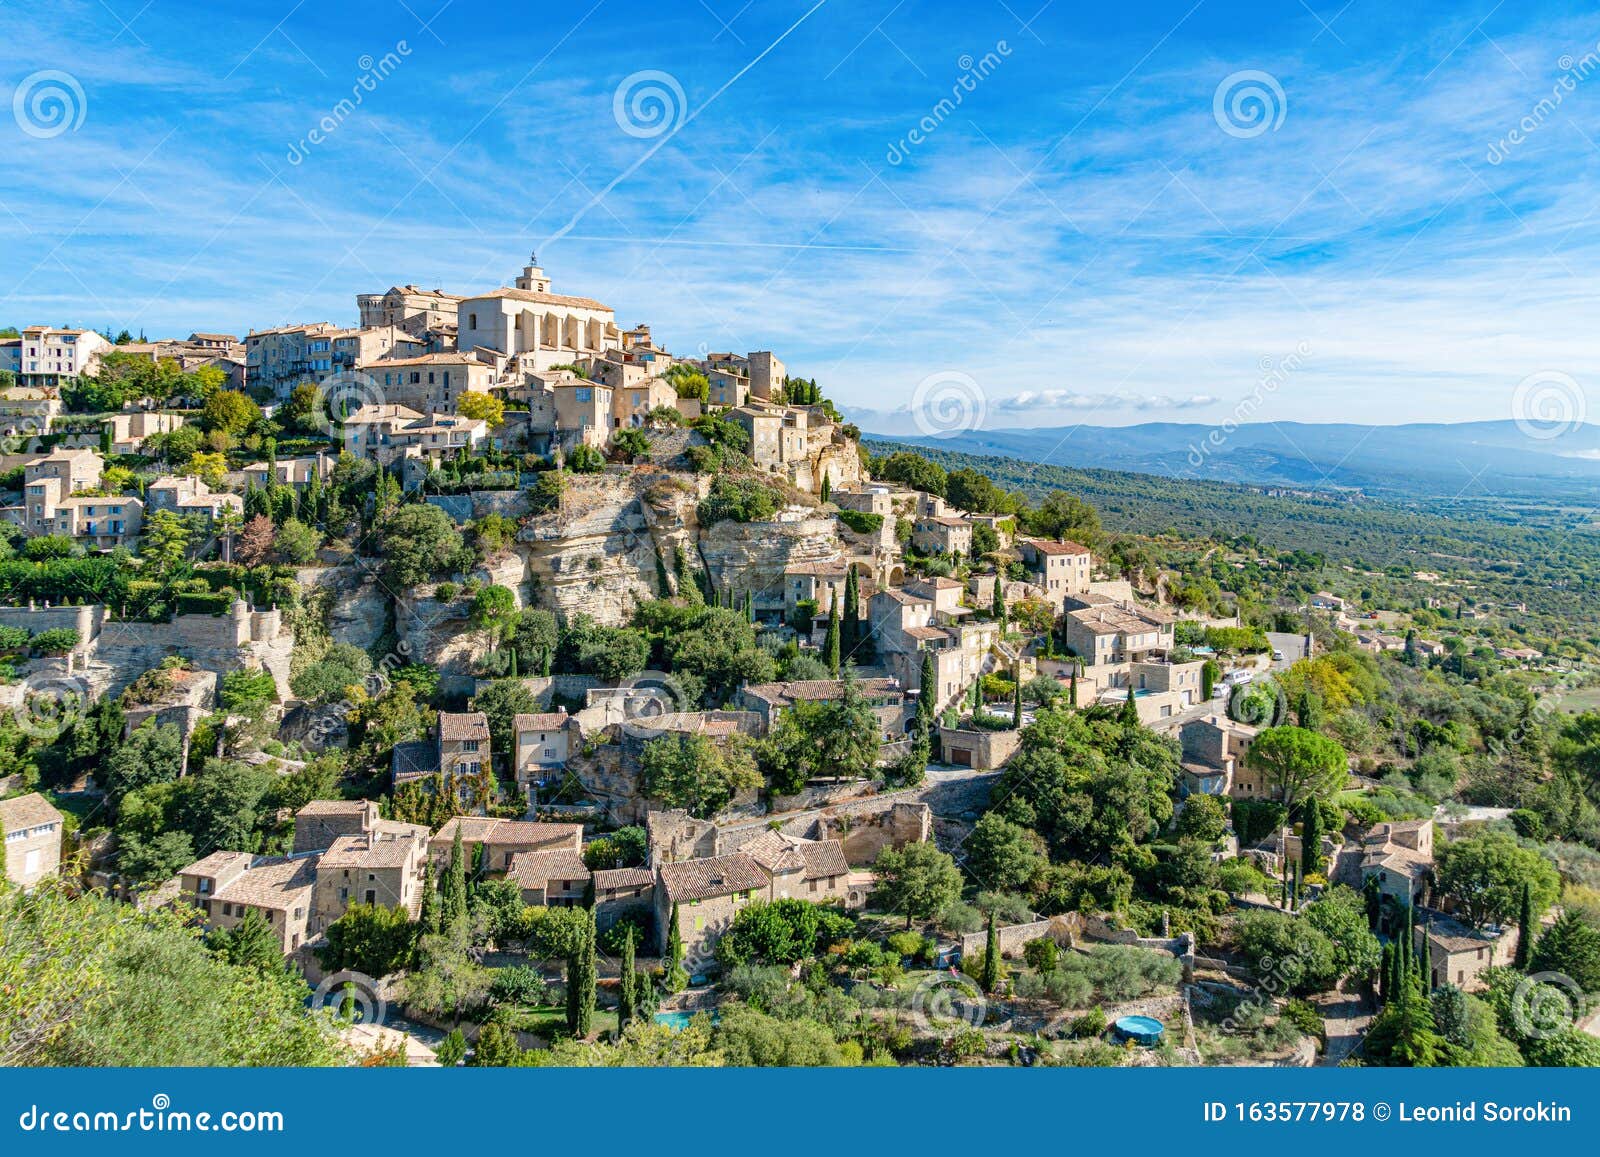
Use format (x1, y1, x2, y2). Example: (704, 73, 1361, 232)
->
(567, 906, 597, 1038)
(441, 827, 468, 946)
(842, 567, 860, 656)
(824, 592, 841, 677)
(991, 580, 1006, 629)
(1515, 881, 1535, 969)
(1012, 664, 1023, 728)
(1301, 800, 1323, 877)
(980, 910, 1001, 994)
(617, 925, 637, 1032)
(918, 649, 937, 730)
(664, 903, 688, 993)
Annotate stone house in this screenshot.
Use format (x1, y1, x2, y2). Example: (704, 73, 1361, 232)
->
(610, 376, 677, 428)
(938, 723, 1023, 770)
(1, 792, 64, 888)
(594, 866, 655, 935)
(741, 829, 853, 905)
(868, 588, 1001, 715)
(362, 351, 494, 413)
(292, 799, 385, 854)
(512, 710, 577, 804)
(1061, 595, 1177, 692)
(747, 351, 785, 400)
(356, 284, 464, 337)
(507, 848, 591, 907)
(1361, 819, 1434, 906)
(655, 851, 770, 968)
(782, 559, 852, 625)
(1415, 912, 1516, 992)
(428, 817, 583, 873)
(341, 405, 488, 469)
(738, 677, 909, 742)
(105, 410, 184, 454)
(240, 453, 333, 492)
(5, 326, 113, 387)
(912, 515, 973, 558)
(145, 474, 245, 523)
(552, 381, 615, 448)
(1179, 714, 1259, 797)
(311, 820, 431, 927)
(178, 850, 318, 954)
(1018, 538, 1093, 604)
(244, 321, 340, 400)
(392, 711, 491, 800)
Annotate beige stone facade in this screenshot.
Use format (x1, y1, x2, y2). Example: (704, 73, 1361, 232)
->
(1, 793, 64, 888)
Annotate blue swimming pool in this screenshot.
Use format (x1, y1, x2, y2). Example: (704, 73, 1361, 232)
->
(1114, 1015, 1165, 1046)
(653, 1010, 719, 1030)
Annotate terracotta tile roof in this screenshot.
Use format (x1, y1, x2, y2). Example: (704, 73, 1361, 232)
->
(799, 840, 849, 880)
(659, 853, 769, 903)
(0, 793, 64, 833)
(432, 817, 583, 850)
(902, 625, 949, 642)
(469, 287, 613, 311)
(742, 678, 901, 707)
(1023, 538, 1092, 556)
(294, 799, 370, 817)
(438, 712, 489, 742)
(514, 712, 570, 732)
(923, 515, 971, 528)
(210, 855, 318, 910)
(879, 589, 931, 605)
(594, 867, 654, 891)
(183, 850, 253, 877)
(391, 739, 438, 780)
(321, 829, 426, 870)
(784, 560, 849, 577)
(506, 849, 591, 889)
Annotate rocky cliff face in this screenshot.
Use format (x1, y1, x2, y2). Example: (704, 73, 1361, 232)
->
(700, 511, 845, 616)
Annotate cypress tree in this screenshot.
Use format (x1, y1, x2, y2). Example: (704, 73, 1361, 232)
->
(1379, 941, 1393, 1005)
(1301, 800, 1322, 877)
(617, 925, 637, 1032)
(744, 589, 754, 623)
(820, 472, 832, 504)
(843, 567, 860, 655)
(991, 580, 1006, 629)
(576, 902, 601, 1043)
(824, 592, 840, 677)
(664, 903, 688, 993)
(418, 861, 440, 937)
(1069, 669, 1078, 708)
(981, 910, 1001, 994)
(441, 826, 468, 947)
(1118, 689, 1139, 728)
(1012, 665, 1023, 728)
(1515, 881, 1534, 969)
(918, 649, 937, 728)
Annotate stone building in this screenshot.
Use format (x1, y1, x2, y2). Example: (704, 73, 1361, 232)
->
(506, 847, 591, 907)
(178, 850, 318, 955)
(1018, 538, 1093, 605)
(654, 852, 770, 968)
(512, 710, 577, 806)
(428, 817, 583, 873)
(311, 821, 431, 927)
(1361, 819, 1433, 907)
(356, 284, 465, 337)
(1, 792, 64, 888)
(1415, 912, 1516, 992)
(2, 326, 113, 387)
(361, 352, 494, 413)
(455, 258, 619, 370)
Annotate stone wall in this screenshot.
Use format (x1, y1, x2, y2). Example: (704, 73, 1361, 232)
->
(700, 512, 845, 618)
(959, 915, 1080, 960)
(937, 725, 1022, 770)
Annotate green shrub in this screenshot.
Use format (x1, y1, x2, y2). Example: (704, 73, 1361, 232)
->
(835, 509, 883, 535)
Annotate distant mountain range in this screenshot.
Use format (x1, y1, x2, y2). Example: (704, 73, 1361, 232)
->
(868, 420, 1600, 500)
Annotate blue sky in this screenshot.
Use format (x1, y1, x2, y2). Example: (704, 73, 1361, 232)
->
(4, 0, 1600, 431)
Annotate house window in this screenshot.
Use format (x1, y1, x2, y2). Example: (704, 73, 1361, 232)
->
(462, 739, 479, 753)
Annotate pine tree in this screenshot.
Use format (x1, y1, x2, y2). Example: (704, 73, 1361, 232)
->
(1515, 881, 1534, 970)
(824, 592, 841, 677)
(1301, 800, 1322, 877)
(617, 925, 637, 1032)
(981, 910, 1002, 994)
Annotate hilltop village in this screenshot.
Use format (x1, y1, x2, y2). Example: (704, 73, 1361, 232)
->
(3, 257, 1599, 1069)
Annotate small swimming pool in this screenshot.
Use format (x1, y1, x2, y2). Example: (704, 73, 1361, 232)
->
(653, 1010, 719, 1030)
(1114, 1015, 1165, 1046)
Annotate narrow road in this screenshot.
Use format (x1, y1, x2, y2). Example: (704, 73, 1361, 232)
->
(1315, 990, 1371, 1065)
